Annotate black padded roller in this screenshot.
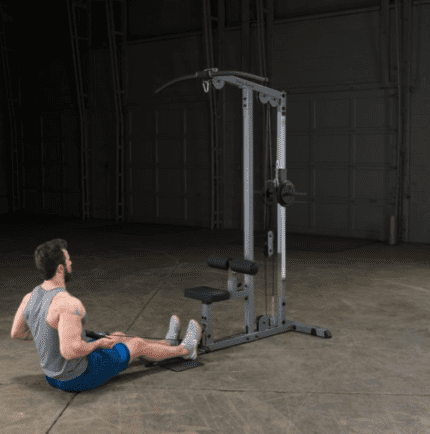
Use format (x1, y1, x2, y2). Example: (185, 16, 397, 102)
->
(229, 257, 259, 275)
(207, 256, 233, 271)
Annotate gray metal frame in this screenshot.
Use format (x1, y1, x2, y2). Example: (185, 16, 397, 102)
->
(198, 70, 331, 353)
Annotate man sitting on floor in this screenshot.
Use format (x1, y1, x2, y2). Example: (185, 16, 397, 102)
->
(10, 238, 201, 392)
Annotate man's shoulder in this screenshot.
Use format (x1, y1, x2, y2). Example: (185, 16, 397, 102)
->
(26, 289, 74, 302)
(56, 294, 85, 316)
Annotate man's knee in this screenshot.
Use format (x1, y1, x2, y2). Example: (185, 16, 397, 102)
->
(122, 337, 144, 363)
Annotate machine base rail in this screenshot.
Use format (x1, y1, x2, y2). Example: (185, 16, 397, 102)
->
(198, 321, 332, 354)
(145, 320, 331, 371)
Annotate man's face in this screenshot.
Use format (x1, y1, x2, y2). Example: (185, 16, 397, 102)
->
(62, 249, 73, 283)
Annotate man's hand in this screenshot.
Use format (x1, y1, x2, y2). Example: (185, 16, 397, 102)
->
(96, 336, 119, 350)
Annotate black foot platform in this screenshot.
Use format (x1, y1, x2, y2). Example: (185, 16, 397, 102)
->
(145, 358, 204, 372)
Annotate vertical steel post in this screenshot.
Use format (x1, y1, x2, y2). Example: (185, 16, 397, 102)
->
(276, 92, 287, 326)
(203, 0, 216, 230)
(243, 87, 255, 333)
(218, 0, 226, 229)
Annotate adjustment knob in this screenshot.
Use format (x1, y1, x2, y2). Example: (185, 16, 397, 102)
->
(278, 181, 307, 207)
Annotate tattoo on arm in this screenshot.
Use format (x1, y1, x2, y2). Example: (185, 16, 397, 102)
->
(72, 307, 81, 316)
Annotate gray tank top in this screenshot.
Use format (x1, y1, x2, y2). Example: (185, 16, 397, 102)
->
(23, 286, 89, 381)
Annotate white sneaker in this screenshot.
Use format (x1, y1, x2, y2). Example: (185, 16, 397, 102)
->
(164, 315, 181, 346)
(180, 320, 202, 360)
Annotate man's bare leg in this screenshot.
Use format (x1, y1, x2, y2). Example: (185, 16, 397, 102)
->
(123, 337, 190, 364)
(109, 331, 172, 347)
(137, 340, 189, 362)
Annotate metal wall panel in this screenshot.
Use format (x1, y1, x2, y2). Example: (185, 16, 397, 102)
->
(275, 0, 380, 19)
(0, 81, 8, 214)
(128, 101, 211, 226)
(128, 37, 203, 105)
(122, 2, 429, 243)
(127, 34, 210, 227)
(61, 110, 81, 216)
(273, 11, 382, 89)
(89, 49, 116, 220)
(282, 90, 396, 241)
(197, 6, 406, 240)
(22, 110, 81, 217)
(30, 112, 63, 215)
(20, 115, 44, 213)
(268, 6, 412, 242)
(128, 0, 202, 39)
(409, 3, 430, 243)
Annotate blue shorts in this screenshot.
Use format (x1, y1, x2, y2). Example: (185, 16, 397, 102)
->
(45, 339, 130, 392)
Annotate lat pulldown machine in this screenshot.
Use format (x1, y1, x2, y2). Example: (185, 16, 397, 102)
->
(156, 69, 332, 355)
(86, 69, 332, 370)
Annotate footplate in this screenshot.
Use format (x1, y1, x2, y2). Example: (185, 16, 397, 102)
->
(144, 357, 205, 372)
(159, 358, 204, 372)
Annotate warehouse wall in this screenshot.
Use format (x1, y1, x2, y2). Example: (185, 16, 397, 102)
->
(2, 1, 429, 245)
(0, 0, 80, 219)
(408, 4, 430, 245)
(273, 9, 398, 241)
(21, 58, 80, 217)
(0, 72, 9, 215)
(123, 2, 429, 243)
(89, 49, 116, 220)
(271, 2, 428, 244)
(126, 37, 211, 226)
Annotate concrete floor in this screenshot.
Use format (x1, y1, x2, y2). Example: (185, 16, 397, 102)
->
(2, 213, 430, 434)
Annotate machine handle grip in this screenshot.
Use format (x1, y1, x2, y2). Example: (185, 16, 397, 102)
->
(85, 331, 106, 340)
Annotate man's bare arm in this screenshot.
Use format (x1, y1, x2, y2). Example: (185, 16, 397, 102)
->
(12, 329, 32, 341)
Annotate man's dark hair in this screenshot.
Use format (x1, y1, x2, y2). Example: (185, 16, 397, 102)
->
(34, 239, 68, 281)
